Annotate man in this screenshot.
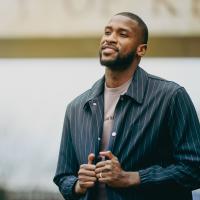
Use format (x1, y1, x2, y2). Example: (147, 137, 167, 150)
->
(53, 12, 200, 200)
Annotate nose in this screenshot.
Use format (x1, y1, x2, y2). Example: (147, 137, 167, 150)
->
(104, 32, 117, 44)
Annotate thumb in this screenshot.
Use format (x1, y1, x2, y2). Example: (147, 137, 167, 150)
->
(88, 153, 95, 164)
(99, 151, 117, 160)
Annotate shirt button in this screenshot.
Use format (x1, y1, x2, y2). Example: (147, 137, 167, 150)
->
(93, 102, 97, 106)
(98, 137, 101, 141)
(111, 132, 117, 137)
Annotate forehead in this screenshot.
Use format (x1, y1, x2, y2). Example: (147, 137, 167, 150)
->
(105, 15, 139, 32)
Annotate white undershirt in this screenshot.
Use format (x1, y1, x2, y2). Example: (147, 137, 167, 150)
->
(97, 78, 132, 200)
(101, 78, 132, 151)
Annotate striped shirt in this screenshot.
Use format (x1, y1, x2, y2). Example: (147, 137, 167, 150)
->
(53, 66, 200, 200)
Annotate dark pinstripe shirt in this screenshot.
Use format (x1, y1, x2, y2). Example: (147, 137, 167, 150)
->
(54, 66, 200, 200)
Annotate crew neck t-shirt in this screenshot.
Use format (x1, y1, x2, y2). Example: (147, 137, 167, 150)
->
(97, 78, 132, 200)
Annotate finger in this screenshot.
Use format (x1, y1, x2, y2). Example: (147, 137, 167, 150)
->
(88, 153, 95, 164)
(79, 175, 97, 182)
(96, 161, 106, 168)
(99, 151, 117, 160)
(79, 169, 96, 177)
(80, 164, 96, 171)
(95, 165, 112, 174)
(97, 171, 112, 179)
(96, 160, 112, 168)
(98, 177, 110, 184)
(79, 181, 96, 189)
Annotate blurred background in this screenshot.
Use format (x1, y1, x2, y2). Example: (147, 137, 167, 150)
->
(0, 0, 200, 200)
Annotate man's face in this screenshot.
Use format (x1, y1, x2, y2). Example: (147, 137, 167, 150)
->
(99, 15, 142, 71)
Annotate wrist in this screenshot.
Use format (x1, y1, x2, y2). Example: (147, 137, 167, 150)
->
(74, 180, 87, 195)
(123, 171, 141, 187)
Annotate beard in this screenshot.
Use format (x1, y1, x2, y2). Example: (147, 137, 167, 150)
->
(99, 48, 136, 71)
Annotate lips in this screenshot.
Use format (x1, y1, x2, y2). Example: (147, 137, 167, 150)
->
(102, 45, 118, 51)
(101, 45, 118, 55)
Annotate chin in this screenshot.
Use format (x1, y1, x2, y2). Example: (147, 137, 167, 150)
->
(100, 55, 116, 65)
(100, 57, 134, 71)
(100, 58, 116, 67)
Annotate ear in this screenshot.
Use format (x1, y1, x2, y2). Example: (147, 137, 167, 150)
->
(136, 44, 147, 57)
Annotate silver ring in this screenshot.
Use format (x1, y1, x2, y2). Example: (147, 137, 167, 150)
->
(99, 172, 103, 178)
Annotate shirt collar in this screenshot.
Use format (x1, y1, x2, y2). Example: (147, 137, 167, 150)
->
(125, 66, 148, 104)
(83, 75, 105, 108)
(83, 66, 148, 108)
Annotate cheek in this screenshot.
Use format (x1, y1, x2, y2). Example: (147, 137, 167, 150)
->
(125, 42, 138, 53)
(100, 36, 106, 45)
(119, 39, 134, 50)
(119, 46, 133, 55)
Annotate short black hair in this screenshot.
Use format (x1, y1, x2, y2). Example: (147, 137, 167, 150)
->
(116, 12, 148, 44)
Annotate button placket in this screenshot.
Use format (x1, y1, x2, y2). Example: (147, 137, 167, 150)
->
(107, 97, 124, 151)
(111, 132, 117, 137)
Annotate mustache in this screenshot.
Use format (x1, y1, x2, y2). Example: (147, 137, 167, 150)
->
(101, 44, 119, 52)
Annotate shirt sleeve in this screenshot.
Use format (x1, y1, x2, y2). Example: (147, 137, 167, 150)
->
(139, 87, 200, 190)
(53, 105, 80, 200)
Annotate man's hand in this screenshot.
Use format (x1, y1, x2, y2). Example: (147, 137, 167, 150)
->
(75, 153, 97, 195)
(95, 151, 140, 188)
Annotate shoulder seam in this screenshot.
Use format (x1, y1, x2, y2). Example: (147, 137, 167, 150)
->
(167, 86, 185, 111)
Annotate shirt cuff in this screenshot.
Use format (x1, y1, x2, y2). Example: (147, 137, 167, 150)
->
(138, 168, 152, 186)
(59, 175, 80, 200)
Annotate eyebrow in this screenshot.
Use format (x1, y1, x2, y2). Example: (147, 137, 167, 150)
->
(104, 26, 131, 33)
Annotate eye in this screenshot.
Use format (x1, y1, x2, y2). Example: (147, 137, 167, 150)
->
(105, 30, 111, 35)
(120, 32, 128, 37)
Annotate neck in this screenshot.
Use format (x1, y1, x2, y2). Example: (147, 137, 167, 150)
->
(105, 63, 138, 88)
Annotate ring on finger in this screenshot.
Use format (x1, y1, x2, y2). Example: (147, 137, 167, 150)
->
(99, 172, 103, 178)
